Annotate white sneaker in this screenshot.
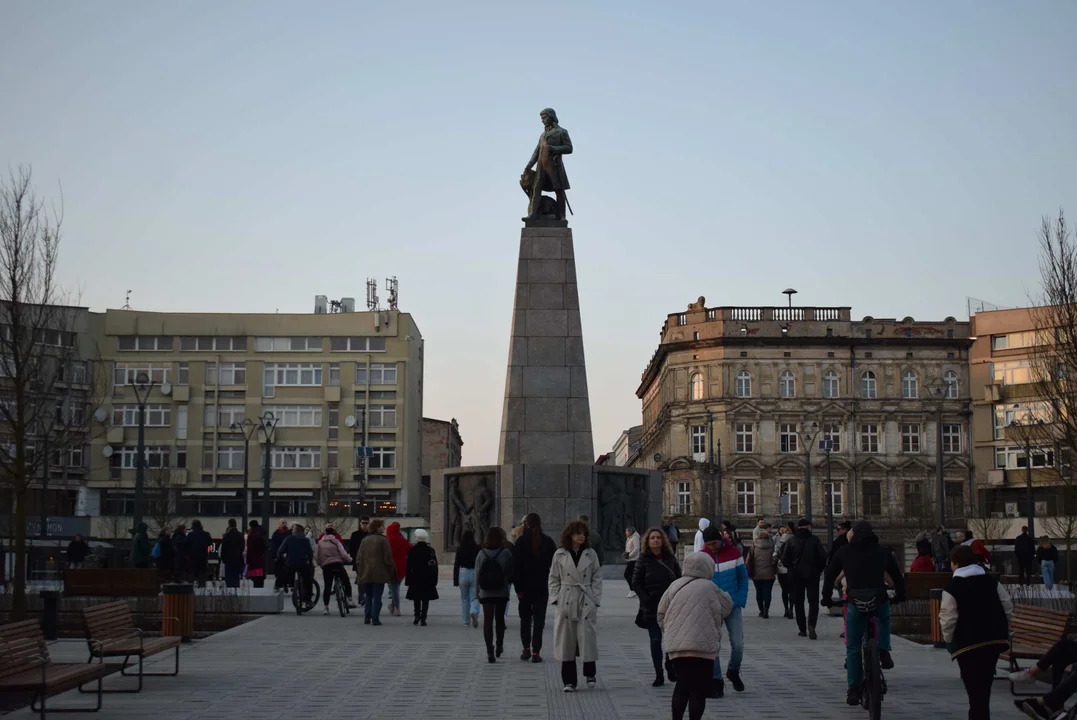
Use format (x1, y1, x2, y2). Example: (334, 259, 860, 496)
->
(323, 607, 330, 615)
(1009, 669, 1036, 684)
(627, 591, 637, 598)
(586, 677, 597, 689)
(563, 685, 576, 693)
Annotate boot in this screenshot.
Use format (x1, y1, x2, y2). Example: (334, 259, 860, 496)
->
(652, 672, 664, 687)
(809, 626, 818, 640)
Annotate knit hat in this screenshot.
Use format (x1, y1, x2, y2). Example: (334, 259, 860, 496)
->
(797, 518, 813, 528)
(702, 526, 722, 543)
(414, 529, 429, 542)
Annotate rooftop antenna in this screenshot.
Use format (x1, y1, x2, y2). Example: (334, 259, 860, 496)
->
(122, 289, 133, 311)
(366, 278, 380, 312)
(782, 288, 798, 308)
(386, 276, 399, 311)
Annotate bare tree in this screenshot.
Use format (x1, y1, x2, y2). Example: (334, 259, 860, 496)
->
(0, 167, 102, 615)
(304, 474, 355, 538)
(143, 468, 189, 540)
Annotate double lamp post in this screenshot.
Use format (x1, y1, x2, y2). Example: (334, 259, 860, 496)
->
(231, 414, 279, 533)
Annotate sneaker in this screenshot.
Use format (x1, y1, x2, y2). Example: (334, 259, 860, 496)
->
(563, 685, 576, 693)
(1010, 669, 1037, 684)
(627, 591, 637, 598)
(1014, 699, 1053, 720)
(532, 653, 543, 663)
(586, 677, 596, 689)
(521, 648, 532, 661)
(846, 688, 861, 706)
(726, 669, 745, 692)
(879, 650, 894, 670)
(323, 607, 330, 615)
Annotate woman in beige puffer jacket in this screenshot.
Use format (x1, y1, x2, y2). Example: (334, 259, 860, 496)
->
(748, 531, 776, 618)
(658, 551, 733, 720)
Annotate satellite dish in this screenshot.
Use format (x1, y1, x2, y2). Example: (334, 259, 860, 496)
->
(94, 408, 107, 423)
(102, 446, 114, 458)
(344, 415, 356, 428)
(160, 382, 172, 396)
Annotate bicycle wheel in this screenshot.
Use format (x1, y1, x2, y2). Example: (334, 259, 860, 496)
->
(293, 576, 304, 615)
(336, 582, 347, 617)
(305, 580, 321, 612)
(864, 639, 882, 720)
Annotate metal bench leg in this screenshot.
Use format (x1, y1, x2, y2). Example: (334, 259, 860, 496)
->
(33, 675, 103, 714)
(119, 648, 180, 678)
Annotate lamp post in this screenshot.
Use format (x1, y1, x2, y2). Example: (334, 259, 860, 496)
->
(820, 429, 839, 548)
(708, 410, 723, 527)
(801, 421, 821, 524)
(231, 419, 261, 531)
(1008, 411, 1046, 538)
(256, 413, 279, 535)
(131, 372, 156, 530)
(928, 380, 948, 529)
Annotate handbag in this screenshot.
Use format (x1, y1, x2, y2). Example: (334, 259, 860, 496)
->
(633, 557, 679, 628)
(746, 548, 756, 579)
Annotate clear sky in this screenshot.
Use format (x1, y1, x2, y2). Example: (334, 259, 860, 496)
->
(2, 1, 1075, 465)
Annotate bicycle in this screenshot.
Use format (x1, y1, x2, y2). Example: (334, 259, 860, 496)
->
(840, 593, 889, 720)
(291, 569, 320, 615)
(328, 566, 351, 617)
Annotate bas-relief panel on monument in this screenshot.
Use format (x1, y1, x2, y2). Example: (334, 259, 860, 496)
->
(594, 473, 649, 562)
(444, 473, 497, 551)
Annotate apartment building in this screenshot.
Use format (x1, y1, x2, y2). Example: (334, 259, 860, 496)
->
(631, 297, 973, 549)
(83, 305, 423, 537)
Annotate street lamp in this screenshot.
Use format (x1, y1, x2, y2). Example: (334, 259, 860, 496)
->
(230, 418, 262, 531)
(927, 380, 948, 529)
(820, 424, 841, 548)
(130, 372, 157, 529)
(256, 413, 279, 535)
(800, 421, 821, 523)
(1008, 409, 1046, 538)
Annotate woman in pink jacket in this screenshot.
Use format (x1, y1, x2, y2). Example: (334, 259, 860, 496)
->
(315, 532, 353, 615)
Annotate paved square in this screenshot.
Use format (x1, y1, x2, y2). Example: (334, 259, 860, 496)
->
(11, 577, 1035, 719)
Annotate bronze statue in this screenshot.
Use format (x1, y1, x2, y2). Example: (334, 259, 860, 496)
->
(522, 108, 573, 223)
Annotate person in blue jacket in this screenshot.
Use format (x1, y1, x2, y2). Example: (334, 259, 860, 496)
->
(701, 524, 749, 697)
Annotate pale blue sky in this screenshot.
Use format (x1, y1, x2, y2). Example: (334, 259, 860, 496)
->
(2, 1, 1075, 465)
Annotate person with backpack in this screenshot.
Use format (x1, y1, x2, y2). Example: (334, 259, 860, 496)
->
(405, 529, 439, 626)
(513, 513, 557, 662)
(781, 518, 828, 640)
(474, 526, 515, 662)
(549, 520, 604, 692)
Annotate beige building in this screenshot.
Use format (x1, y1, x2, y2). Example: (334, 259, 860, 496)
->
(83, 305, 423, 537)
(631, 297, 973, 549)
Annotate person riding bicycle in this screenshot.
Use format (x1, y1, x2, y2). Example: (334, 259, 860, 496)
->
(821, 520, 905, 707)
(278, 524, 315, 606)
(316, 529, 355, 614)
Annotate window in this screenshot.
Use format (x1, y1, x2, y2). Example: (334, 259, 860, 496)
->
(328, 363, 340, 386)
(942, 423, 961, 454)
(736, 481, 756, 515)
(370, 390, 396, 399)
(176, 406, 187, 440)
(676, 482, 692, 515)
(692, 331, 699, 341)
(904, 482, 924, 517)
(822, 424, 842, 453)
(329, 337, 387, 352)
(945, 483, 963, 519)
(54, 446, 84, 468)
(175, 447, 187, 468)
(369, 447, 396, 470)
(860, 424, 880, 453)
(369, 405, 397, 428)
(991, 360, 1032, 385)
(779, 423, 798, 453)
(995, 446, 1055, 469)
(860, 371, 877, 399)
(262, 363, 323, 396)
(112, 404, 171, 427)
(944, 370, 959, 399)
(113, 364, 170, 386)
(265, 405, 322, 428)
(901, 370, 918, 399)
(779, 370, 795, 399)
(778, 481, 800, 516)
(327, 448, 338, 468)
(826, 482, 843, 515)
(205, 404, 245, 428)
(255, 337, 323, 352)
(179, 336, 246, 351)
(216, 446, 245, 471)
(823, 370, 839, 399)
(177, 362, 189, 385)
(901, 423, 921, 453)
(356, 363, 397, 385)
(735, 371, 751, 398)
(734, 423, 754, 453)
(205, 362, 246, 386)
(117, 335, 172, 351)
(994, 401, 1052, 440)
(991, 332, 1040, 352)
(690, 424, 706, 461)
(862, 481, 882, 516)
(328, 406, 339, 440)
(59, 361, 88, 384)
(677, 313, 687, 325)
(112, 445, 169, 469)
(690, 373, 704, 401)
(271, 446, 321, 469)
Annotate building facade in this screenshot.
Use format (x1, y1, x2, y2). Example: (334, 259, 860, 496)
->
(421, 417, 463, 520)
(81, 306, 423, 537)
(632, 297, 973, 548)
(609, 425, 642, 467)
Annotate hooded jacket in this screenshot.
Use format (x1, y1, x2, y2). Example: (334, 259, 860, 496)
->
(278, 532, 314, 568)
(703, 536, 749, 608)
(315, 534, 352, 567)
(940, 563, 1013, 658)
(693, 518, 710, 553)
(658, 552, 733, 661)
(748, 535, 776, 580)
(386, 523, 412, 582)
(822, 528, 906, 602)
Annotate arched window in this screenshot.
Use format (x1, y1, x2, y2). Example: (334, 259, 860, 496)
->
(779, 370, 796, 398)
(735, 370, 751, 398)
(901, 370, 918, 399)
(823, 370, 840, 399)
(690, 372, 704, 401)
(944, 370, 959, 400)
(861, 371, 877, 399)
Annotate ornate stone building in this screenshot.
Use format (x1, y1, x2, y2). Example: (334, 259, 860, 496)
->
(631, 298, 973, 548)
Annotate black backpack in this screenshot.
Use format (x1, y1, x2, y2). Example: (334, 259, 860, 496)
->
(477, 549, 505, 591)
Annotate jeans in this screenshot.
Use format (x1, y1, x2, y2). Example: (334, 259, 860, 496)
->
(1042, 560, 1056, 590)
(712, 606, 744, 676)
(792, 576, 821, 632)
(957, 645, 1002, 720)
(458, 568, 480, 623)
(672, 657, 711, 720)
(389, 582, 401, 609)
(482, 599, 507, 653)
(936, 556, 948, 572)
(224, 563, 242, 588)
(364, 582, 385, 620)
(845, 599, 892, 689)
(518, 590, 549, 653)
(646, 621, 663, 675)
(753, 578, 774, 613)
(561, 660, 596, 687)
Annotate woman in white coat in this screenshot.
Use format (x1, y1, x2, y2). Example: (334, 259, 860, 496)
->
(549, 519, 603, 692)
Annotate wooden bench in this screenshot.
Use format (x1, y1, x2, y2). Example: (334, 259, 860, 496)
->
(63, 569, 160, 598)
(81, 601, 180, 693)
(0, 619, 107, 718)
(1002, 604, 1071, 696)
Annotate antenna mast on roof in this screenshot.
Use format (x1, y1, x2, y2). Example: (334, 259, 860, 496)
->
(366, 278, 380, 312)
(122, 290, 132, 311)
(386, 276, 399, 311)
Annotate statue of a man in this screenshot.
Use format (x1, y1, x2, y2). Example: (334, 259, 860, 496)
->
(522, 108, 572, 222)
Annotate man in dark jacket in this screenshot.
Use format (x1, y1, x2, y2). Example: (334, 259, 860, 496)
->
(270, 520, 291, 590)
(821, 520, 905, 706)
(67, 534, 90, 568)
(220, 518, 246, 588)
(931, 526, 954, 572)
(348, 517, 370, 560)
(828, 521, 852, 565)
(129, 523, 152, 569)
(782, 518, 828, 640)
(1014, 526, 1036, 587)
(513, 514, 558, 661)
(185, 520, 213, 586)
(278, 524, 315, 604)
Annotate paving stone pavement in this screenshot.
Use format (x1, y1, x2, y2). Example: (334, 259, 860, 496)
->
(10, 576, 1034, 719)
